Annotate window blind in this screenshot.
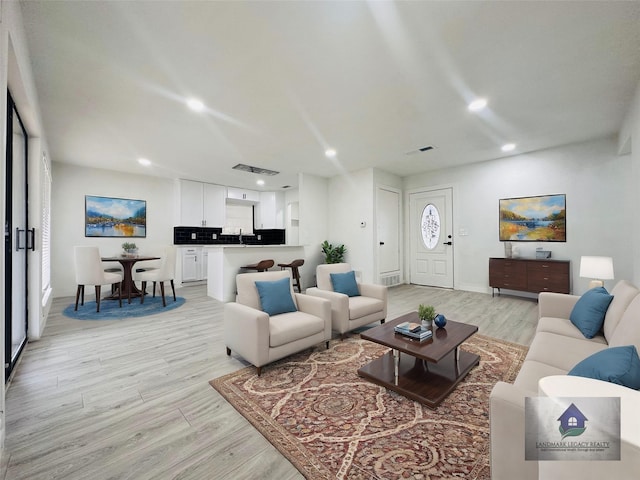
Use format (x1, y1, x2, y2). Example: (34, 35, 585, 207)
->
(41, 154, 51, 295)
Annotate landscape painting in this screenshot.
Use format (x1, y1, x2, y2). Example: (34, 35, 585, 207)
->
(499, 194, 566, 242)
(85, 195, 146, 237)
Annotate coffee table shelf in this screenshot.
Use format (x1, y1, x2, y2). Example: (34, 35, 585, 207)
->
(358, 313, 480, 409)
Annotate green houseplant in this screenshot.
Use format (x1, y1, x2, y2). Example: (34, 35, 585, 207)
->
(418, 304, 436, 326)
(321, 241, 346, 264)
(122, 242, 138, 256)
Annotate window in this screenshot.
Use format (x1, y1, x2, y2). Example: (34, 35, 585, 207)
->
(568, 417, 578, 427)
(421, 203, 441, 249)
(224, 204, 253, 235)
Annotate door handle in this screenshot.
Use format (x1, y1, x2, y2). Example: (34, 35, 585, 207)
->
(443, 241, 452, 246)
(379, 242, 385, 245)
(27, 228, 35, 251)
(15, 227, 25, 251)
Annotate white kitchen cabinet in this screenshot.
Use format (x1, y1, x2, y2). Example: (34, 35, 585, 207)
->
(226, 187, 260, 203)
(179, 179, 225, 227)
(255, 191, 284, 229)
(203, 183, 225, 227)
(181, 247, 204, 282)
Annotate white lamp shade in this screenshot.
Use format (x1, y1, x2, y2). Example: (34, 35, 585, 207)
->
(579, 256, 614, 280)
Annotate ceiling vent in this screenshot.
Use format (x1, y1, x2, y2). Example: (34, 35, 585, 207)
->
(232, 163, 279, 176)
(405, 145, 436, 155)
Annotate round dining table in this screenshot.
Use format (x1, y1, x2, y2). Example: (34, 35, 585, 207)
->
(101, 255, 160, 302)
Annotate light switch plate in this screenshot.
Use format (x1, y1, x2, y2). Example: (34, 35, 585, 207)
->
(191, 233, 197, 240)
(212, 233, 217, 240)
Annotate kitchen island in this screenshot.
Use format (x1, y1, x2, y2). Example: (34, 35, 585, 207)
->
(206, 245, 306, 302)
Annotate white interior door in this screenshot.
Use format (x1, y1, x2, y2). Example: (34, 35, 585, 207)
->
(409, 188, 453, 288)
(377, 187, 400, 275)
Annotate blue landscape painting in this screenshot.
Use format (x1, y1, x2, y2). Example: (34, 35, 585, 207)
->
(85, 195, 146, 237)
(499, 194, 566, 242)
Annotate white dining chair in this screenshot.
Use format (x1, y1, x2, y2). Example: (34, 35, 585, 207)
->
(103, 262, 123, 294)
(74, 246, 123, 312)
(133, 246, 177, 307)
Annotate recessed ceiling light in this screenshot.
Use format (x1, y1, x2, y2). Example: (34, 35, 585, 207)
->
(256, 179, 265, 186)
(325, 148, 337, 158)
(137, 158, 151, 166)
(501, 143, 516, 152)
(186, 98, 205, 112)
(468, 98, 487, 112)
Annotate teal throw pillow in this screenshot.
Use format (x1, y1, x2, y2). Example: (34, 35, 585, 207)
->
(330, 271, 360, 297)
(569, 287, 613, 338)
(568, 345, 640, 390)
(254, 277, 297, 316)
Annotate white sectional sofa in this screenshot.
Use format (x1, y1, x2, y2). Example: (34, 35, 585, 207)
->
(489, 280, 640, 479)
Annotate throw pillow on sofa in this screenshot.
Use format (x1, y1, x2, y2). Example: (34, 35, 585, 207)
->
(569, 287, 614, 338)
(255, 277, 298, 316)
(568, 345, 640, 390)
(330, 271, 360, 297)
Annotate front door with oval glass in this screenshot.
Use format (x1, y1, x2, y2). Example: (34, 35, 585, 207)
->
(409, 188, 453, 288)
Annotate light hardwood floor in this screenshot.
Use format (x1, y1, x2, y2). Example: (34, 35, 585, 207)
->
(1, 283, 538, 480)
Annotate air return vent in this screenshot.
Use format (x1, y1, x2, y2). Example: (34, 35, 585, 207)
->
(232, 163, 279, 176)
(405, 145, 436, 155)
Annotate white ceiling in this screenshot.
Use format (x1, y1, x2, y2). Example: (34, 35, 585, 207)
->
(20, 1, 640, 191)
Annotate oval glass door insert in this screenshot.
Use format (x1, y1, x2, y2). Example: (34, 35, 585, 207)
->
(421, 203, 441, 249)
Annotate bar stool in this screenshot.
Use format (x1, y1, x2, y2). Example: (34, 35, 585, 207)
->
(277, 259, 304, 292)
(242, 259, 274, 272)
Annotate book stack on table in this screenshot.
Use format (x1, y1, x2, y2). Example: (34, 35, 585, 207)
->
(394, 321, 433, 341)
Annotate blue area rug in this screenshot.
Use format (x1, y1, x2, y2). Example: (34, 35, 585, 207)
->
(63, 296, 186, 320)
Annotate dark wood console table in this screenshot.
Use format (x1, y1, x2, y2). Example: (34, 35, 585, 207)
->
(489, 257, 570, 297)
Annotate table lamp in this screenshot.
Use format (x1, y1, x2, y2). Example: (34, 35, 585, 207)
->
(579, 256, 614, 289)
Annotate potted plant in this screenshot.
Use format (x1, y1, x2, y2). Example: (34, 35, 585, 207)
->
(122, 242, 138, 257)
(321, 241, 346, 264)
(418, 304, 436, 328)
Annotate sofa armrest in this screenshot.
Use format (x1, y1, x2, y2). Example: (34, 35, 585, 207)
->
(306, 287, 350, 332)
(490, 381, 538, 480)
(224, 302, 270, 367)
(538, 292, 581, 320)
(359, 283, 388, 318)
(294, 293, 332, 340)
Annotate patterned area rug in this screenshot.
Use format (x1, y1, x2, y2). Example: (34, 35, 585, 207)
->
(210, 334, 527, 479)
(62, 296, 186, 320)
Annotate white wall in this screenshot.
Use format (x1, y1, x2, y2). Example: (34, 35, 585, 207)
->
(52, 162, 177, 298)
(404, 137, 632, 295)
(620, 78, 640, 287)
(298, 173, 328, 288)
(328, 169, 376, 282)
(324, 168, 403, 285)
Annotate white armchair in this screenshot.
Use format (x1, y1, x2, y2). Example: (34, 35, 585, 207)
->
(224, 270, 332, 375)
(306, 263, 387, 337)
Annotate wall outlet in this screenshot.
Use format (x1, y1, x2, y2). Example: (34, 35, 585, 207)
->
(191, 233, 197, 240)
(257, 235, 262, 240)
(212, 233, 217, 240)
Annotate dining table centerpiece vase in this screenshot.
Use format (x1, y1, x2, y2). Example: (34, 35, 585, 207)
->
(122, 242, 138, 258)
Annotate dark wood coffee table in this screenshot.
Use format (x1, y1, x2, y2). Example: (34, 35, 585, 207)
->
(358, 312, 480, 409)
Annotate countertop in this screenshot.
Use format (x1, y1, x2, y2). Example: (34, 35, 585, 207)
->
(204, 244, 303, 248)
